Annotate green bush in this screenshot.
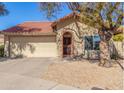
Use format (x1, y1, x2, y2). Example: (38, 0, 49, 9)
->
(0, 45, 4, 57)
(113, 34, 124, 41)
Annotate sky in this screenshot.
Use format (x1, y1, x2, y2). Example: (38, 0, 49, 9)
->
(0, 2, 72, 30)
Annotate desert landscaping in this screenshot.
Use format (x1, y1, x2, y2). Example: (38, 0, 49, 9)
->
(42, 60, 124, 90)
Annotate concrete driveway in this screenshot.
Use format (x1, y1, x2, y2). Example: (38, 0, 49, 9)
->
(0, 58, 78, 90)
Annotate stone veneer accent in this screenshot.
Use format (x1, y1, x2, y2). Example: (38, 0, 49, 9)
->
(55, 17, 99, 58)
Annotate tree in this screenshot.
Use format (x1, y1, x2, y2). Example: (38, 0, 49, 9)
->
(79, 3, 123, 66)
(0, 3, 8, 16)
(0, 2, 8, 57)
(39, 2, 79, 19)
(39, 2, 124, 67)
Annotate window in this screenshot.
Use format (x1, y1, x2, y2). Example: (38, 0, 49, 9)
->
(85, 36, 93, 50)
(84, 35, 100, 50)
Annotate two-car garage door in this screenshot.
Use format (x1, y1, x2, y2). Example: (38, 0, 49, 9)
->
(9, 36, 58, 57)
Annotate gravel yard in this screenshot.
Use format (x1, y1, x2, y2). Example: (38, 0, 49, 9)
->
(42, 60, 124, 90)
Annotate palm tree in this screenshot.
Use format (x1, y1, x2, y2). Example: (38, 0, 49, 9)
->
(0, 3, 8, 16)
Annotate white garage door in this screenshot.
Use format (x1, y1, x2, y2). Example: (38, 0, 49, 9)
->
(10, 36, 58, 57)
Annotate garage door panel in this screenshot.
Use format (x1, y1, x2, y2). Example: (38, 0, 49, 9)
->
(10, 36, 58, 57)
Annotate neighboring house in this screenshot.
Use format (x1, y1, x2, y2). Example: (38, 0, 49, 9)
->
(111, 26, 124, 59)
(2, 12, 101, 58)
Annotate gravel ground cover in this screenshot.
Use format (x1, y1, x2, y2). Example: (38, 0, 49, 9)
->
(42, 60, 124, 90)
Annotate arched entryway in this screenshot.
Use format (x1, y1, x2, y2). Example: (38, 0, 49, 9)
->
(63, 32, 72, 57)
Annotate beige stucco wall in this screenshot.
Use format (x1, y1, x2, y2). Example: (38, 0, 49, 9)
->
(0, 34, 4, 46)
(5, 35, 58, 58)
(55, 17, 99, 58)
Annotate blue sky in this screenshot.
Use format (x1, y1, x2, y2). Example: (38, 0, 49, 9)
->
(0, 2, 72, 30)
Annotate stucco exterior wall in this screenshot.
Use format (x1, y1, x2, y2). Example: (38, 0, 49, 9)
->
(55, 17, 99, 58)
(0, 34, 4, 46)
(5, 35, 58, 58)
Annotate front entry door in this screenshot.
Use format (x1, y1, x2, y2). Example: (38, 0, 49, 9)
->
(63, 32, 72, 57)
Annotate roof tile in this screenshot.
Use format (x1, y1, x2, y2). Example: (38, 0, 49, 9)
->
(3, 22, 53, 33)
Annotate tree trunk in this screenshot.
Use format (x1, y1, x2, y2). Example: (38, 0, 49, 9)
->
(98, 30, 112, 67)
(97, 30, 123, 68)
(99, 39, 111, 67)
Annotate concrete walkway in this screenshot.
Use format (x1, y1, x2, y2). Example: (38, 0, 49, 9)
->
(0, 58, 78, 90)
(0, 72, 78, 90)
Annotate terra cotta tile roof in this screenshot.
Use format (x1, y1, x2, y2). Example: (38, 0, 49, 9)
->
(3, 21, 53, 33)
(51, 11, 79, 27)
(2, 12, 79, 34)
(2, 12, 122, 35)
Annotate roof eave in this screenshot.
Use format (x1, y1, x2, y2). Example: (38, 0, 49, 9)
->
(2, 32, 56, 36)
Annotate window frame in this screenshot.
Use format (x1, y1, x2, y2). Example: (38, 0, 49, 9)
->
(84, 35, 100, 50)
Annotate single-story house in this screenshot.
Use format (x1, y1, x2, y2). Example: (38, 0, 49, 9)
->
(2, 12, 101, 58)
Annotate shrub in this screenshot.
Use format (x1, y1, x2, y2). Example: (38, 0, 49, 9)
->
(113, 34, 124, 41)
(0, 45, 4, 57)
